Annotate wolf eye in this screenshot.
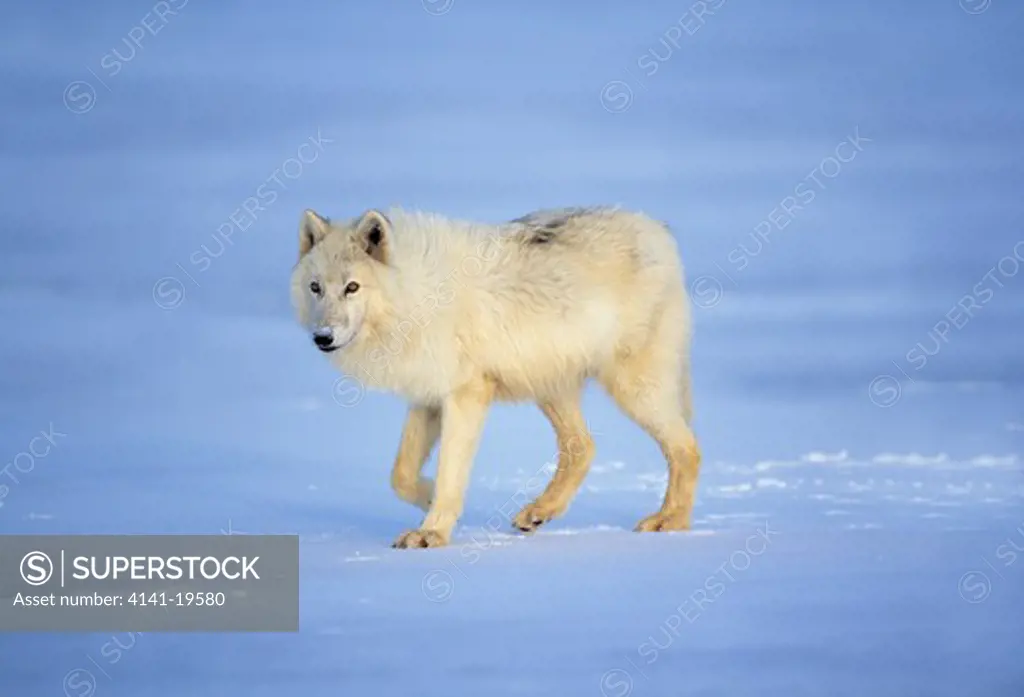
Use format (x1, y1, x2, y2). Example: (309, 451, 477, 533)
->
(309, 281, 322, 297)
(345, 281, 360, 295)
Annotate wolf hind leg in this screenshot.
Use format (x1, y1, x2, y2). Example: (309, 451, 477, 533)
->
(514, 390, 595, 532)
(601, 340, 700, 532)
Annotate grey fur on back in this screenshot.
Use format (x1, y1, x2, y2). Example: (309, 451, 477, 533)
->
(509, 206, 621, 246)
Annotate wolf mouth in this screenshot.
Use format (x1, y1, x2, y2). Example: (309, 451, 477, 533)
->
(316, 334, 356, 353)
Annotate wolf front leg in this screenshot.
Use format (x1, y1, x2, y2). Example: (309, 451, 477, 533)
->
(390, 405, 441, 511)
(392, 380, 494, 549)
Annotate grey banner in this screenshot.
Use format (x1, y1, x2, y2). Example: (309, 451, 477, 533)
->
(0, 535, 298, 632)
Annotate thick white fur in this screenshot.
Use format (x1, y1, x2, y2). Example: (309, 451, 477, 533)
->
(292, 206, 700, 548)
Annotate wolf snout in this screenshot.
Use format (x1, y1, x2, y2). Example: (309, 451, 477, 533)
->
(313, 328, 335, 351)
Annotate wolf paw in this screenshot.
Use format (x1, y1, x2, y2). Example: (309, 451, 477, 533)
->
(634, 510, 690, 532)
(513, 501, 565, 532)
(392, 529, 448, 549)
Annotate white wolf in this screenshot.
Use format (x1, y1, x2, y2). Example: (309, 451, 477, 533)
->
(291, 206, 700, 548)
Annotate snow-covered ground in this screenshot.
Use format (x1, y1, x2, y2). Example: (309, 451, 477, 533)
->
(2, 1, 1023, 695)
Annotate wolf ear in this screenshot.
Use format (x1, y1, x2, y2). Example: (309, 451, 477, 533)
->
(354, 210, 390, 264)
(299, 209, 330, 258)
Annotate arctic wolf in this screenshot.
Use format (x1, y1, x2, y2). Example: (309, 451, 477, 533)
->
(291, 206, 700, 549)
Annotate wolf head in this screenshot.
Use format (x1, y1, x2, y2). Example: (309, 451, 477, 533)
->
(290, 208, 391, 354)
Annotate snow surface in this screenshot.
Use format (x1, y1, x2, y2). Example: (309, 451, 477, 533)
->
(2, 1, 1024, 695)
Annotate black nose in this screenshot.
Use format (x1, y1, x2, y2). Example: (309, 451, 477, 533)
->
(313, 330, 334, 348)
